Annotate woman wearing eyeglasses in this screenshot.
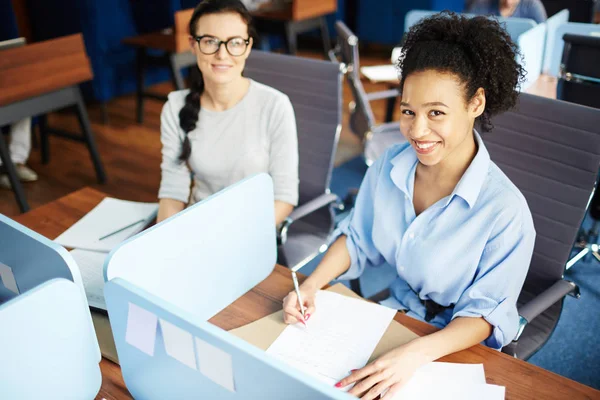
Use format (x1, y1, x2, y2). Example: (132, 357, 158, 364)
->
(157, 0, 298, 224)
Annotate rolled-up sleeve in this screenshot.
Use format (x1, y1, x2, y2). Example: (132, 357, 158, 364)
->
(268, 95, 299, 206)
(158, 98, 192, 204)
(334, 157, 386, 281)
(452, 209, 536, 349)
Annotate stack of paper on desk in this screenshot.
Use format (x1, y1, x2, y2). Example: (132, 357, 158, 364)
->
(57, 198, 158, 311)
(231, 284, 505, 399)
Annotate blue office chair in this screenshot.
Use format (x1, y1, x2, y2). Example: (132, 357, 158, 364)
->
(0, 214, 102, 398)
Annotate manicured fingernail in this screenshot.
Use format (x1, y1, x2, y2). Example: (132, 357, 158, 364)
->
(350, 369, 358, 372)
(335, 381, 343, 388)
(305, 313, 311, 321)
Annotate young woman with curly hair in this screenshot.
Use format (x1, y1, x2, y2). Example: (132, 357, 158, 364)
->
(157, 0, 298, 225)
(283, 12, 534, 398)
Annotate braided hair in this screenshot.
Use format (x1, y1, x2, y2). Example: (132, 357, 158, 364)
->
(178, 0, 256, 161)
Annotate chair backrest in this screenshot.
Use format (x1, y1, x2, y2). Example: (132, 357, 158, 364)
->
(334, 21, 376, 143)
(542, 9, 569, 73)
(243, 50, 342, 205)
(547, 22, 600, 76)
(557, 33, 600, 109)
(484, 94, 600, 294)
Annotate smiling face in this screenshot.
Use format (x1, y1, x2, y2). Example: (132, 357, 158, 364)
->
(399, 69, 485, 168)
(189, 12, 252, 85)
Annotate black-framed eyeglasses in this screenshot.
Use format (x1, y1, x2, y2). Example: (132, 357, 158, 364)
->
(194, 35, 250, 56)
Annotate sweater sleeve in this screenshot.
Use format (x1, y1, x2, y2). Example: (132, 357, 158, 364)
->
(158, 96, 192, 204)
(267, 95, 299, 206)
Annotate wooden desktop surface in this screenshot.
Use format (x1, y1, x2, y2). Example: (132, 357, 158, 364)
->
(0, 34, 93, 107)
(13, 187, 600, 400)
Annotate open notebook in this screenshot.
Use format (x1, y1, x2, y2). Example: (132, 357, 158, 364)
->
(55, 198, 158, 252)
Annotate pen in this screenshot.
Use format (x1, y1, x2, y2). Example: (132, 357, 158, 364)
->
(98, 219, 145, 241)
(291, 270, 307, 325)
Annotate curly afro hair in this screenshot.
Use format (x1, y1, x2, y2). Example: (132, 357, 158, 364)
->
(397, 12, 526, 132)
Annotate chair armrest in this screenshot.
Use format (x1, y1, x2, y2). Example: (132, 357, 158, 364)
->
(277, 193, 340, 244)
(514, 279, 579, 341)
(366, 89, 399, 101)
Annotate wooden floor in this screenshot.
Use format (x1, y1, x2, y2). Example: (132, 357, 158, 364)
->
(0, 47, 556, 217)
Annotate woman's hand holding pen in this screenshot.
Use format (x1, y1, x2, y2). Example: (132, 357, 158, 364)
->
(282, 283, 317, 325)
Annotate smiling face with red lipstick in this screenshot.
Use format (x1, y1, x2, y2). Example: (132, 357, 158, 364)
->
(399, 69, 485, 170)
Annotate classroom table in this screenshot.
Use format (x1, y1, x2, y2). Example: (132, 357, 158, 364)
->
(13, 187, 600, 400)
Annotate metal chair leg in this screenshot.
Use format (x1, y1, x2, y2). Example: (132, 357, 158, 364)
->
(319, 16, 332, 58)
(136, 48, 147, 124)
(0, 133, 29, 212)
(74, 89, 107, 184)
(38, 115, 50, 165)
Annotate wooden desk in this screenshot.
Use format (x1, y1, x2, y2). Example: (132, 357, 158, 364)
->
(0, 34, 106, 213)
(14, 187, 600, 400)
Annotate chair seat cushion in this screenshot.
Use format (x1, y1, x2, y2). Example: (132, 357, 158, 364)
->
(282, 220, 331, 269)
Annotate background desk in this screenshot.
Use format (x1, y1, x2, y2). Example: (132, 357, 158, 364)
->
(13, 187, 600, 400)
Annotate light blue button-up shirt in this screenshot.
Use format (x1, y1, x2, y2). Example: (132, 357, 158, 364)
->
(335, 131, 535, 349)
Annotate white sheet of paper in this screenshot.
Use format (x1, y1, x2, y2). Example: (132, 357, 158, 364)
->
(391, 362, 504, 400)
(0, 262, 19, 294)
(159, 319, 197, 369)
(266, 290, 396, 383)
(55, 197, 158, 252)
(69, 249, 107, 310)
(125, 302, 158, 356)
(195, 337, 236, 392)
(397, 382, 505, 400)
(360, 65, 399, 83)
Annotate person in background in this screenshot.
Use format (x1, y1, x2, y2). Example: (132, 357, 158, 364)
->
(0, 118, 38, 189)
(157, 0, 299, 225)
(283, 12, 535, 399)
(467, 0, 548, 23)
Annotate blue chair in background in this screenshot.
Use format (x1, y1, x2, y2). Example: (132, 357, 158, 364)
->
(0, 214, 101, 399)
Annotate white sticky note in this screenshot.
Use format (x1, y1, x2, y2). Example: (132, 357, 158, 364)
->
(159, 319, 197, 369)
(125, 302, 158, 356)
(195, 337, 235, 392)
(0, 262, 19, 294)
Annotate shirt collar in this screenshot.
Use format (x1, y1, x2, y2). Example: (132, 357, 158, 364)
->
(389, 130, 490, 209)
